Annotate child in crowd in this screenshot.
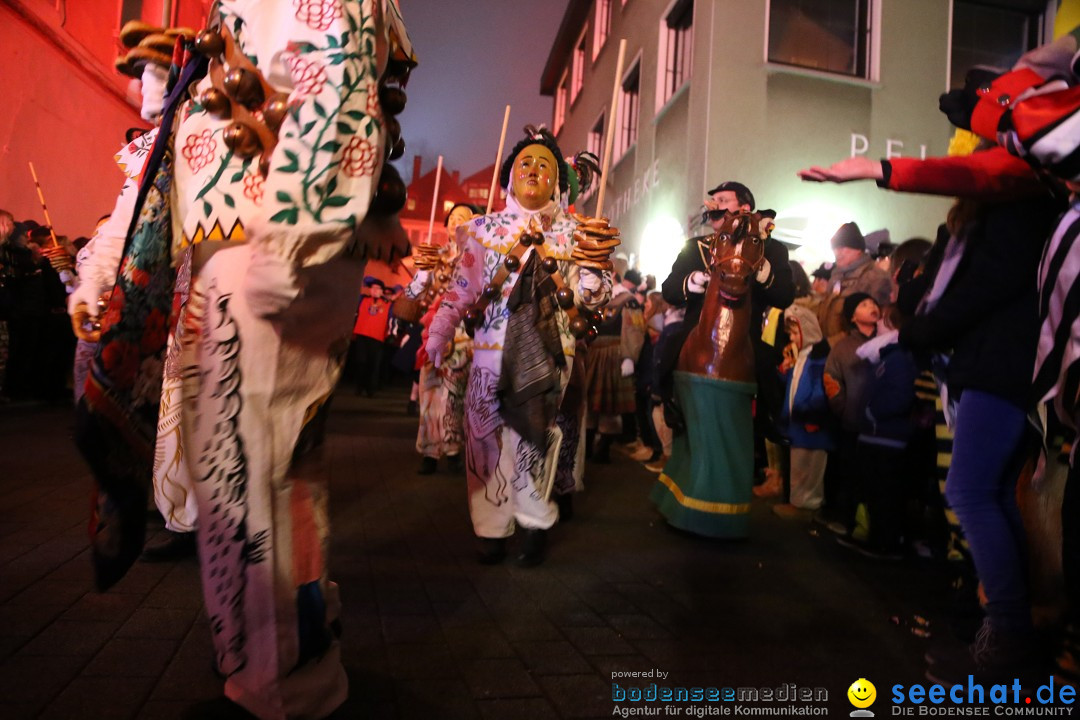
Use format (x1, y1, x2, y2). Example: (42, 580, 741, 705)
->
(774, 303, 834, 519)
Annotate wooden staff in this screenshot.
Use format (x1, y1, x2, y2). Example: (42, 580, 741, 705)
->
(485, 104, 511, 215)
(595, 39, 627, 219)
(424, 155, 444, 245)
(27, 162, 59, 248)
(162, 0, 173, 26)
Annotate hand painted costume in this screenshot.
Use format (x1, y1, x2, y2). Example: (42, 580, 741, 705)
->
(79, 2, 414, 718)
(426, 134, 611, 547)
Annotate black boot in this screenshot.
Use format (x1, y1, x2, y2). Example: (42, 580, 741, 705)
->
(417, 456, 437, 475)
(585, 429, 596, 460)
(141, 530, 197, 563)
(446, 454, 463, 472)
(516, 528, 548, 568)
(477, 537, 507, 565)
(555, 493, 574, 522)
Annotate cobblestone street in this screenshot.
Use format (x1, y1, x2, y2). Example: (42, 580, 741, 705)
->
(0, 391, 951, 719)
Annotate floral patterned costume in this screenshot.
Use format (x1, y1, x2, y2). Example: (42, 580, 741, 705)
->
(169, 2, 414, 718)
(427, 194, 610, 539)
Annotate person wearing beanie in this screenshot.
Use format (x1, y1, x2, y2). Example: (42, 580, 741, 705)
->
(816, 222, 893, 345)
(820, 292, 880, 534)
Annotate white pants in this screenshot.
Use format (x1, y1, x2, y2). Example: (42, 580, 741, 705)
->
(789, 447, 827, 510)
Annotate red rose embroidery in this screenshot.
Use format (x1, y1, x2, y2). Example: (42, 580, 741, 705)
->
(293, 0, 342, 31)
(459, 252, 475, 269)
(243, 173, 265, 204)
(285, 54, 328, 98)
(99, 287, 125, 333)
(365, 81, 381, 120)
(341, 137, 377, 177)
(130, 267, 151, 288)
(182, 129, 217, 174)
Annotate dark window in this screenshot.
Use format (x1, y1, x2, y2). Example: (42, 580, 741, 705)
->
(768, 0, 872, 78)
(617, 62, 640, 158)
(950, 1, 1043, 89)
(659, 0, 693, 106)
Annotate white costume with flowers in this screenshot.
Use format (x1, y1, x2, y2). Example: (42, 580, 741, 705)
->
(428, 195, 610, 538)
(169, 2, 413, 718)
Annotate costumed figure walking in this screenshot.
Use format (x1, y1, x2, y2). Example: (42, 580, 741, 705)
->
(76, 2, 417, 718)
(424, 127, 614, 567)
(407, 203, 479, 474)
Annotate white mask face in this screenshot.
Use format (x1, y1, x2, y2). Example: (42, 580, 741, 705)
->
(140, 64, 169, 123)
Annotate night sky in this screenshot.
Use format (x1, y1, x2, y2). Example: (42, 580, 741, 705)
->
(396, 0, 570, 183)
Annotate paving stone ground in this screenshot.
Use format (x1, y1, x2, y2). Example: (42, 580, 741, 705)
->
(0, 389, 956, 719)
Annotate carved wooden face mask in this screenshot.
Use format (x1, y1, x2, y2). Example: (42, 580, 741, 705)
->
(511, 144, 558, 211)
(708, 212, 768, 300)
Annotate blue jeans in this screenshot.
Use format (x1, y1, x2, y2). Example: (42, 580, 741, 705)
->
(944, 389, 1031, 632)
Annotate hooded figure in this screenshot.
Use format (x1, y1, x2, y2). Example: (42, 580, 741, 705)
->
(425, 127, 612, 567)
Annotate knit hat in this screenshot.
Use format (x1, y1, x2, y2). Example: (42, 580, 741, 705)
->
(842, 292, 877, 324)
(811, 262, 833, 280)
(830, 222, 866, 252)
(363, 276, 385, 289)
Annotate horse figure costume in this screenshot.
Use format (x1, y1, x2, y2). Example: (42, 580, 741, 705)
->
(651, 211, 769, 537)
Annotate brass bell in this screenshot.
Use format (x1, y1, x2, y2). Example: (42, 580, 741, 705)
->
(378, 85, 407, 115)
(261, 93, 290, 133)
(223, 67, 264, 107)
(569, 316, 589, 338)
(384, 116, 401, 143)
(437, 274, 448, 283)
(194, 29, 224, 57)
(481, 283, 499, 300)
(541, 257, 558, 274)
(555, 287, 574, 309)
(222, 122, 261, 158)
(504, 255, 521, 273)
(201, 87, 230, 117)
(586, 326, 598, 341)
(370, 163, 407, 216)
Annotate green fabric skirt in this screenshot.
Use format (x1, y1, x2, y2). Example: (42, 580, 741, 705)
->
(650, 371, 756, 538)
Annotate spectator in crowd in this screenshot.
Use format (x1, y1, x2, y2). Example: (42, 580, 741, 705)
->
(817, 222, 893, 344)
(352, 277, 391, 397)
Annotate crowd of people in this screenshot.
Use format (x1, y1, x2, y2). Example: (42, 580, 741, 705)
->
(6, 6, 1080, 717)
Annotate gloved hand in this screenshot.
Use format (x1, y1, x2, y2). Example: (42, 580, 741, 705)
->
(687, 270, 709, 294)
(578, 268, 603, 300)
(755, 259, 772, 285)
(938, 67, 1001, 130)
(140, 63, 169, 123)
(620, 358, 635, 377)
(425, 333, 449, 368)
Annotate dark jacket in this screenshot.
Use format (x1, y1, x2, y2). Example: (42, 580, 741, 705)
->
(824, 329, 874, 433)
(899, 195, 1062, 410)
(858, 342, 918, 448)
(661, 234, 795, 341)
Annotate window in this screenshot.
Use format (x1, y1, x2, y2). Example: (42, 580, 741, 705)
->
(767, 0, 872, 79)
(950, 1, 1044, 90)
(554, 70, 568, 134)
(571, 28, 587, 104)
(593, 0, 613, 60)
(657, 0, 693, 109)
(616, 61, 640, 160)
(587, 112, 605, 161)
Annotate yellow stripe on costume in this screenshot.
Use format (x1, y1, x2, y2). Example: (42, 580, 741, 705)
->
(657, 474, 751, 515)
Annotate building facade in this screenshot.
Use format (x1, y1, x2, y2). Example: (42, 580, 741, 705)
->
(541, 0, 1060, 275)
(4, 0, 210, 236)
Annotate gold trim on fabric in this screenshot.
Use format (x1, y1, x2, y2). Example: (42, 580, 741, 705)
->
(657, 474, 751, 515)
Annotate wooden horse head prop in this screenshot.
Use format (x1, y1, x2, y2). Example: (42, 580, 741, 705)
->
(677, 211, 771, 383)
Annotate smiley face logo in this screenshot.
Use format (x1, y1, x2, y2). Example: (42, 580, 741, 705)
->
(847, 678, 876, 710)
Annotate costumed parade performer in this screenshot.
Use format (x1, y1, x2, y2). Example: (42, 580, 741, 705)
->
(652, 182, 794, 537)
(424, 126, 614, 567)
(584, 267, 646, 463)
(407, 202, 480, 474)
(75, 2, 417, 717)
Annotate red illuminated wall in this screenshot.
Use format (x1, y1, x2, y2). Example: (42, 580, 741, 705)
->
(1, 0, 209, 239)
